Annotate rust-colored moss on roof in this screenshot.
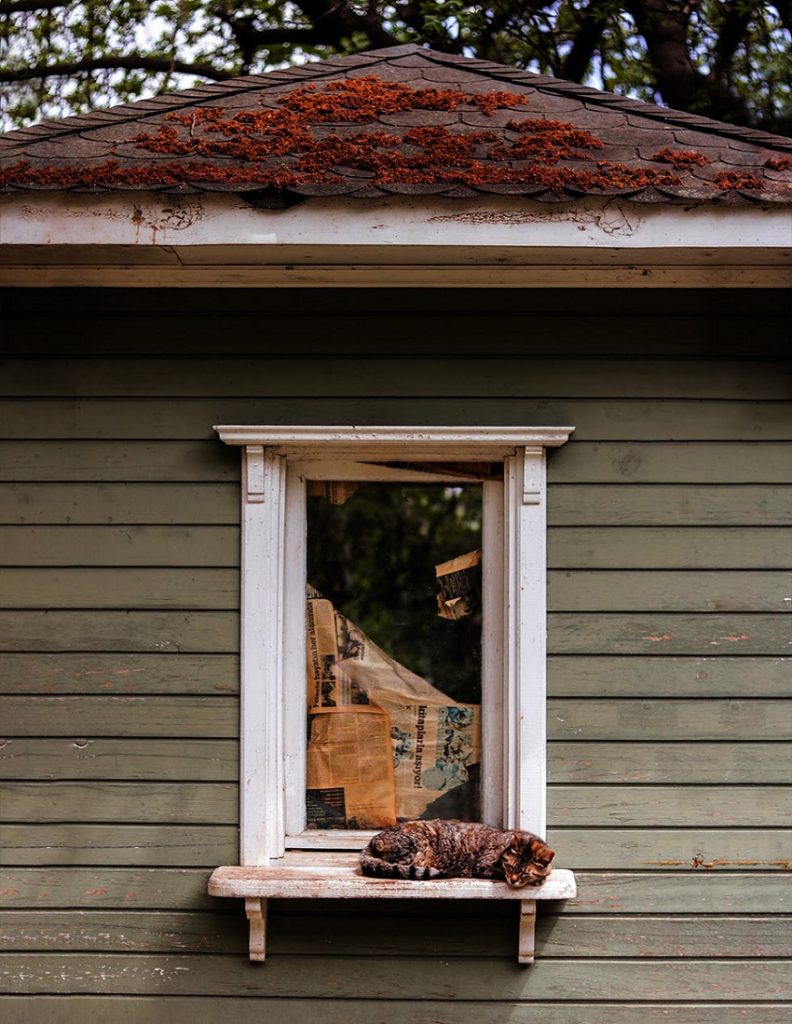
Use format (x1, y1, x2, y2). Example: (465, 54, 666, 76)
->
(1, 45, 790, 203)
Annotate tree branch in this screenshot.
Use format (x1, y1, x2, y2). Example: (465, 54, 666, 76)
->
(626, 0, 755, 124)
(293, 0, 398, 49)
(712, 2, 752, 80)
(395, 0, 463, 54)
(770, 0, 792, 34)
(624, 0, 701, 110)
(0, 0, 69, 14)
(210, 10, 325, 73)
(0, 55, 233, 84)
(561, 0, 612, 82)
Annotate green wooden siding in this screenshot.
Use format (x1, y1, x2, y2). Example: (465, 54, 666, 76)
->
(0, 287, 790, 1021)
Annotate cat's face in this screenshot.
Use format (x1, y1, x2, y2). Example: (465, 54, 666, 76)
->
(501, 833, 555, 888)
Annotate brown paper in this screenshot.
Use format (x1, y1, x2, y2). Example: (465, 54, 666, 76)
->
(306, 707, 397, 829)
(305, 596, 481, 826)
(306, 598, 396, 828)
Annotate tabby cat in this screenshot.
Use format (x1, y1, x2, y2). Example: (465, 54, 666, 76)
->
(360, 820, 554, 887)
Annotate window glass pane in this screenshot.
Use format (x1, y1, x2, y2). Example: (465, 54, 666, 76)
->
(305, 482, 482, 830)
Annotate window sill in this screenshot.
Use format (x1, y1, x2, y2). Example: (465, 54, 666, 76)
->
(208, 856, 576, 964)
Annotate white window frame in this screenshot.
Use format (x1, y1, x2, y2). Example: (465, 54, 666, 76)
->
(215, 426, 574, 866)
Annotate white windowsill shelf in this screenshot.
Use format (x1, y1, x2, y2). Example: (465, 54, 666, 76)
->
(208, 856, 577, 964)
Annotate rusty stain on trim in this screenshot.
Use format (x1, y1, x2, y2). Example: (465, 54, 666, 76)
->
(646, 858, 791, 870)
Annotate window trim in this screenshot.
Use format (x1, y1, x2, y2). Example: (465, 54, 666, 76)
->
(215, 425, 574, 866)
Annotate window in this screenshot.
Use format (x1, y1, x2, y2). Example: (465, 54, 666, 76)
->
(215, 426, 574, 866)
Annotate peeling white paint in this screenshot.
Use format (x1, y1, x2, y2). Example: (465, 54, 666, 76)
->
(428, 201, 641, 237)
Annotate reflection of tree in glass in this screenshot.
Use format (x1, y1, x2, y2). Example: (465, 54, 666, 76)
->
(307, 483, 482, 703)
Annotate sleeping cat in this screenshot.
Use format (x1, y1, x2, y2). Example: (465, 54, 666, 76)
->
(360, 820, 554, 888)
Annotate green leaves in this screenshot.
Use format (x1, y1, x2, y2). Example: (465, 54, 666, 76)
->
(0, 1, 789, 131)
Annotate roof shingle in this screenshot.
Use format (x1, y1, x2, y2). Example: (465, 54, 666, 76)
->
(1, 45, 790, 204)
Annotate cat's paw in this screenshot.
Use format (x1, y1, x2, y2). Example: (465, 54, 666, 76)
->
(360, 854, 398, 878)
(411, 866, 442, 879)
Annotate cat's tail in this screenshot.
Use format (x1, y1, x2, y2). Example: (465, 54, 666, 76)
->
(359, 855, 441, 880)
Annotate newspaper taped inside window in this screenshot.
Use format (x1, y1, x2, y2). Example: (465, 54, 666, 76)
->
(306, 481, 483, 829)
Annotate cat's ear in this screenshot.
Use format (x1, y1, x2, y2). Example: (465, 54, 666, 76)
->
(517, 833, 554, 865)
(532, 840, 554, 866)
(511, 831, 554, 862)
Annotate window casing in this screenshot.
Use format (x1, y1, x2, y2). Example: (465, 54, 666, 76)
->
(215, 426, 574, 865)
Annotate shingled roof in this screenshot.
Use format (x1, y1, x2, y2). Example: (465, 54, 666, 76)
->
(1, 44, 790, 204)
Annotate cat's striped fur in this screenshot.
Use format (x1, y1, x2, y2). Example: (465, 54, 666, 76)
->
(360, 819, 554, 887)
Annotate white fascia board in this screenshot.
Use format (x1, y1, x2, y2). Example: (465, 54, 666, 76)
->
(1, 191, 790, 251)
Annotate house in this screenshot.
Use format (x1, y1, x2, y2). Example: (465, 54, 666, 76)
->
(1, 43, 790, 1021)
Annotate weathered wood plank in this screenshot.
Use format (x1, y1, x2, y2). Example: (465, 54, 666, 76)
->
(548, 786, 792, 827)
(550, 485, 792, 526)
(0, 483, 238, 525)
(2, 398, 790, 441)
(0, 953, 789, 999)
(4, 782, 782, 831)
(0, 526, 238, 566)
(0, 739, 238, 780)
(534, 914, 792, 959)
(0, 569, 240, 610)
(547, 699, 792, 740)
(3, 482, 791, 528)
(0, 783, 238, 825)
(549, 443, 792, 484)
(2, 653, 785, 698)
(548, 656, 792, 697)
(3, 569, 787, 613)
(1, 910, 790, 958)
(4, 696, 787, 741)
(2, 826, 788, 870)
(199, 865, 572, 901)
(4, 783, 788, 828)
(283, 836, 784, 874)
(0, 869, 216, 910)
(2, 287, 782, 315)
(0, 653, 238, 695)
(548, 742, 792, 783)
(0, 870, 787, 912)
(0, 826, 237, 866)
(548, 572, 792, 612)
(1, 998, 790, 1024)
(3, 737, 787, 784)
(1, 358, 786, 399)
(9, 313, 787, 356)
(2, 525, 789, 569)
(4, 441, 791, 484)
(4, 289, 780, 316)
(549, 614, 792, 655)
(0, 611, 238, 652)
(548, 528, 792, 569)
(1, 696, 238, 737)
(0, 910, 242, 954)
(0, 442, 236, 482)
(2, 611, 789, 655)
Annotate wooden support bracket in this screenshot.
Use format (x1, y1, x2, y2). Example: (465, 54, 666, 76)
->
(518, 900, 537, 964)
(245, 896, 268, 962)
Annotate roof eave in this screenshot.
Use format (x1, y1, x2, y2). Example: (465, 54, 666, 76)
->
(1, 191, 788, 288)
